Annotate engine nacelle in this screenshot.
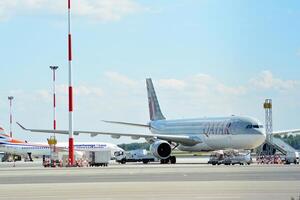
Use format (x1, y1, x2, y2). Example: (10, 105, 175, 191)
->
(150, 140, 172, 159)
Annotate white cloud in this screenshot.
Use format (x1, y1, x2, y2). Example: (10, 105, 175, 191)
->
(0, 0, 146, 22)
(250, 70, 299, 91)
(215, 84, 246, 96)
(73, 0, 145, 22)
(77, 85, 103, 96)
(55, 84, 103, 97)
(188, 73, 246, 96)
(105, 71, 138, 87)
(36, 89, 52, 102)
(192, 73, 215, 83)
(136, 73, 248, 116)
(158, 79, 186, 90)
(9, 84, 103, 105)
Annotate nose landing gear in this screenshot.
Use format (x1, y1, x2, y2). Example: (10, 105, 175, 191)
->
(27, 153, 33, 162)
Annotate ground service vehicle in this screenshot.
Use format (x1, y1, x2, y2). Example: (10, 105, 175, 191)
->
(115, 149, 158, 164)
(223, 152, 252, 165)
(208, 150, 252, 165)
(88, 150, 111, 167)
(208, 151, 224, 165)
(284, 151, 299, 164)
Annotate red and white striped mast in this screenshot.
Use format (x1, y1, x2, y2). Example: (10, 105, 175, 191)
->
(67, 0, 75, 166)
(8, 96, 14, 138)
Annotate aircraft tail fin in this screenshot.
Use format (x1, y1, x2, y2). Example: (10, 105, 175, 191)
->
(0, 127, 10, 140)
(146, 78, 166, 121)
(0, 125, 28, 144)
(0, 128, 12, 143)
(0, 127, 4, 135)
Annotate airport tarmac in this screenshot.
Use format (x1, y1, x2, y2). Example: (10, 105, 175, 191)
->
(0, 158, 299, 200)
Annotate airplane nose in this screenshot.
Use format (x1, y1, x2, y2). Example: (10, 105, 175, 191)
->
(257, 129, 266, 143)
(260, 129, 266, 136)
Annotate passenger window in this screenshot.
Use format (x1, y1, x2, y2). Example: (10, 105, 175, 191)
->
(205, 123, 210, 134)
(210, 124, 214, 134)
(218, 123, 222, 135)
(214, 125, 218, 134)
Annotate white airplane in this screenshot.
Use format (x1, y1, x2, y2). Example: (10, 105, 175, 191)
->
(17, 78, 300, 164)
(0, 127, 123, 161)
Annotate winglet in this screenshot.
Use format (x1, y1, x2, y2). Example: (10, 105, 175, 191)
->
(16, 122, 27, 130)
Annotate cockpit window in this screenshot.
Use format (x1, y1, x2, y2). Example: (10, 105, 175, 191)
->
(246, 124, 263, 129)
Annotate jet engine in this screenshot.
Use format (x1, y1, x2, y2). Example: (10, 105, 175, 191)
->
(150, 140, 171, 159)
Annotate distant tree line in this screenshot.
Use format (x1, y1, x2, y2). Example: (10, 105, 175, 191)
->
(118, 142, 150, 151)
(275, 135, 300, 150)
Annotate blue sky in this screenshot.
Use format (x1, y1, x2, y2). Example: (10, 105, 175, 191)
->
(0, 0, 299, 143)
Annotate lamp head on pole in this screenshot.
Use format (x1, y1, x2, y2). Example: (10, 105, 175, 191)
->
(50, 66, 59, 70)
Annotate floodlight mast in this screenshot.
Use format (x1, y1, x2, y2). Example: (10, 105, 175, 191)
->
(50, 66, 58, 131)
(50, 66, 58, 153)
(8, 96, 14, 138)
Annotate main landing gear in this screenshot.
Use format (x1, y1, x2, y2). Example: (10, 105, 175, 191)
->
(160, 156, 176, 164)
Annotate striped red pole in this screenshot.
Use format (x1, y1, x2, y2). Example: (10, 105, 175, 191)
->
(50, 66, 58, 132)
(50, 66, 58, 154)
(68, 0, 75, 166)
(8, 96, 14, 138)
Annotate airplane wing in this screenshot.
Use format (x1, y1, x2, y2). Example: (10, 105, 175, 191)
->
(102, 120, 150, 128)
(272, 129, 300, 136)
(17, 122, 202, 146)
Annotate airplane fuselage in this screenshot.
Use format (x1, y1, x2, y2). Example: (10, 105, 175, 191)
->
(0, 141, 122, 158)
(150, 116, 266, 151)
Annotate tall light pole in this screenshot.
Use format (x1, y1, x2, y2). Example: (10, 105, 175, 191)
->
(50, 66, 58, 131)
(8, 96, 14, 138)
(50, 66, 58, 155)
(67, 0, 75, 166)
